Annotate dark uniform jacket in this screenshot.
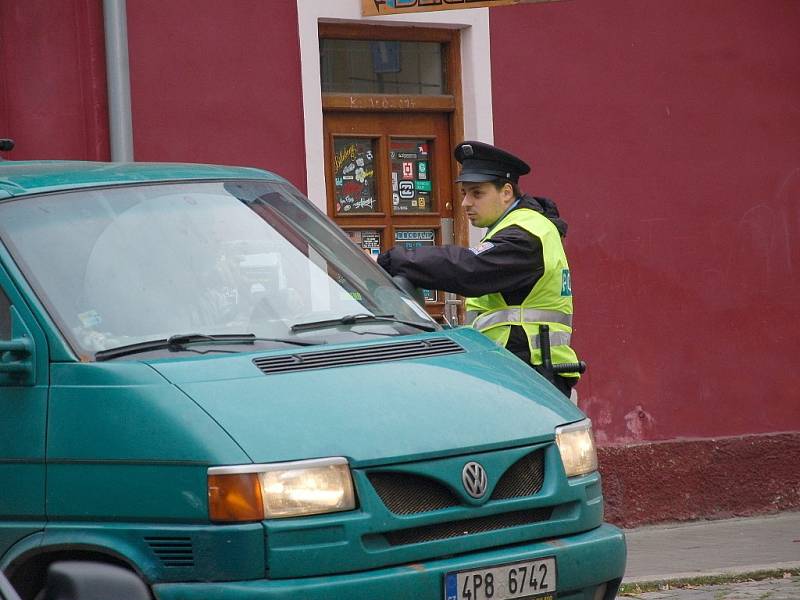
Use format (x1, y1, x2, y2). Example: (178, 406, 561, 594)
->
(377, 195, 568, 365)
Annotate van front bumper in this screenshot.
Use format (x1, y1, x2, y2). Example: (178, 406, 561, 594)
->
(153, 523, 625, 600)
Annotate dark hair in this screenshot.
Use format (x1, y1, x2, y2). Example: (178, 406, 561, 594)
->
(490, 178, 521, 199)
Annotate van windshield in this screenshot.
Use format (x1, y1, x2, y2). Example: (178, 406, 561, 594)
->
(0, 180, 436, 356)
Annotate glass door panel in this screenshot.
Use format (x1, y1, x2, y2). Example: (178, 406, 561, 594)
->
(323, 112, 453, 320)
(345, 229, 383, 261)
(394, 229, 437, 302)
(390, 139, 434, 214)
(333, 137, 379, 215)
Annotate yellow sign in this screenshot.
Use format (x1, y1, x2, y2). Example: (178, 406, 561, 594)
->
(362, 0, 557, 17)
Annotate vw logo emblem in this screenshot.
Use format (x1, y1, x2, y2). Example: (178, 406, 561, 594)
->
(462, 462, 488, 499)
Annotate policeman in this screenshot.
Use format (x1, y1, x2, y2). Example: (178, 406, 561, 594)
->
(377, 141, 581, 398)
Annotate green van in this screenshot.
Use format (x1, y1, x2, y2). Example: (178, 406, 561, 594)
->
(0, 161, 625, 600)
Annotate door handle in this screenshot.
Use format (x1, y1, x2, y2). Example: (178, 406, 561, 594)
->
(0, 308, 36, 384)
(0, 337, 32, 375)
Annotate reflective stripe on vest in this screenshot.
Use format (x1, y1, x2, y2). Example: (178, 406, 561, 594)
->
(530, 330, 572, 349)
(466, 307, 573, 330)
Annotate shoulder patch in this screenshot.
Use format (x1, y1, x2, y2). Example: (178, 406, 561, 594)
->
(469, 241, 495, 255)
(561, 269, 572, 296)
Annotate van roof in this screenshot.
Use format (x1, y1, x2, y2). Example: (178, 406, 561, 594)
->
(0, 160, 285, 198)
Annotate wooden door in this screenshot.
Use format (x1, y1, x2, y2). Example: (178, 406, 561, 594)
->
(324, 111, 455, 321)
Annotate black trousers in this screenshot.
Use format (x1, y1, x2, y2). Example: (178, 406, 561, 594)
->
(507, 325, 577, 399)
(533, 365, 576, 399)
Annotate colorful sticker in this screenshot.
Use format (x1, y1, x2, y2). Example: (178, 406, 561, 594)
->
(398, 180, 415, 199)
(333, 138, 377, 214)
(391, 139, 433, 213)
(347, 230, 382, 262)
(395, 230, 435, 242)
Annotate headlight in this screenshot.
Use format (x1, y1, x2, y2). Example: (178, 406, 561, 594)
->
(208, 457, 356, 522)
(555, 419, 598, 477)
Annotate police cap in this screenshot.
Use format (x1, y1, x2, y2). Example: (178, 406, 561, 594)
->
(454, 141, 530, 183)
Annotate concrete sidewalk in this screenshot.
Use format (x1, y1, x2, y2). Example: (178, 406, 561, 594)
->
(622, 511, 800, 584)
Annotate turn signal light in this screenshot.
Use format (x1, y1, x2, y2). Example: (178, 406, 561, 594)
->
(208, 472, 265, 522)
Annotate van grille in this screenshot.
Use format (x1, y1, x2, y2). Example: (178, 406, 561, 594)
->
(491, 449, 545, 500)
(145, 536, 194, 568)
(380, 507, 553, 546)
(368, 449, 546, 515)
(368, 472, 459, 515)
(253, 338, 463, 375)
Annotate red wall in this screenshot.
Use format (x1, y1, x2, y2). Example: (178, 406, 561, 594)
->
(490, 1, 800, 444)
(0, 0, 109, 161)
(4, 0, 797, 449)
(125, 0, 307, 191)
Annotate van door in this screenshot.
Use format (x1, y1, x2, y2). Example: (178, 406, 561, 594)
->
(0, 262, 48, 557)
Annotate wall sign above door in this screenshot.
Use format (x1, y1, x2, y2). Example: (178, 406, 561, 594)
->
(362, 0, 561, 17)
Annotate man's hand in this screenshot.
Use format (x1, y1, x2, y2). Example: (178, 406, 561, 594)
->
(377, 250, 393, 274)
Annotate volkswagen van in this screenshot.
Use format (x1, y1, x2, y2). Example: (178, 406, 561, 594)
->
(0, 160, 625, 599)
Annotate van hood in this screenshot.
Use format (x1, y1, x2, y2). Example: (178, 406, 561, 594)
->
(146, 329, 583, 467)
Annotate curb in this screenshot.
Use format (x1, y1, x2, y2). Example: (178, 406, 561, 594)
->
(618, 566, 800, 596)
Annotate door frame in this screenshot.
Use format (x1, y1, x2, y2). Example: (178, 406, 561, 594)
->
(319, 23, 468, 251)
(323, 111, 455, 318)
(296, 1, 495, 248)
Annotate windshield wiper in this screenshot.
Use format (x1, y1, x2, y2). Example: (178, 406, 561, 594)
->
(290, 313, 437, 333)
(94, 333, 319, 361)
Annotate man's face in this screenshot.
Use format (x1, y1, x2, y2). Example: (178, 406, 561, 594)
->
(460, 181, 515, 227)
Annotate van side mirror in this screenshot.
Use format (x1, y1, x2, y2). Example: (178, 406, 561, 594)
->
(0, 307, 35, 386)
(43, 562, 150, 600)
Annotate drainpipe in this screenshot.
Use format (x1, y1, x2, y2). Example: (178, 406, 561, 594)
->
(103, 0, 134, 161)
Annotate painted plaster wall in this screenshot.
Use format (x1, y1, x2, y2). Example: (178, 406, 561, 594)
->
(0, 0, 109, 161)
(125, 0, 307, 191)
(4, 0, 798, 449)
(490, 0, 800, 445)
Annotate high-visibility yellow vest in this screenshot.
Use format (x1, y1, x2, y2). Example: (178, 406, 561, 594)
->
(465, 207, 580, 377)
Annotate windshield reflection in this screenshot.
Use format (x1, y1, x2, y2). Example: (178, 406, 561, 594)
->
(0, 180, 435, 356)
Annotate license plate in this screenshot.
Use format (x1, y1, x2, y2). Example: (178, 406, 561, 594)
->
(444, 557, 557, 600)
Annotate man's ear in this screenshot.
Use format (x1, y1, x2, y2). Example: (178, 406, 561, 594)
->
(503, 182, 516, 202)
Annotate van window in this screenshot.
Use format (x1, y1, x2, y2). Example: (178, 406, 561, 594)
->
(0, 287, 9, 339)
(0, 180, 434, 355)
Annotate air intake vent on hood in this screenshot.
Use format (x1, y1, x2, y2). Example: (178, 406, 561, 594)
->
(253, 338, 463, 375)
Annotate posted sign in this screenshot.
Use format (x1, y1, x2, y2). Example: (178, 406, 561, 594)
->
(362, 0, 558, 17)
